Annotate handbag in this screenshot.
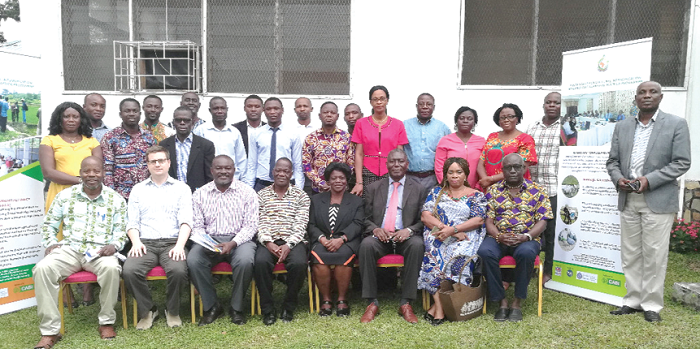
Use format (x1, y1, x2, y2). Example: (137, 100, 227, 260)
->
(438, 255, 484, 321)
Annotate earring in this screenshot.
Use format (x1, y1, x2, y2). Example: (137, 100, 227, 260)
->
(471, 124, 477, 132)
(454, 124, 458, 131)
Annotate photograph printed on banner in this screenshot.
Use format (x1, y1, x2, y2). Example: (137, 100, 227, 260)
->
(560, 89, 637, 147)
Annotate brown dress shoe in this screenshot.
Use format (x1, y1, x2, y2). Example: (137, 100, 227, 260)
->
(98, 325, 116, 339)
(34, 334, 62, 349)
(360, 304, 379, 323)
(398, 304, 418, 324)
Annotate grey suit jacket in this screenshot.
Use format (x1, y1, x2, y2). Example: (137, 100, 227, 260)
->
(606, 110, 691, 213)
(363, 176, 427, 237)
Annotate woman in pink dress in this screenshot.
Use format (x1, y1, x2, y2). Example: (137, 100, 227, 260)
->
(350, 85, 409, 198)
(477, 103, 537, 189)
(434, 107, 486, 190)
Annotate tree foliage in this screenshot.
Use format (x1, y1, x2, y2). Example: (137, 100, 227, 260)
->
(0, 0, 21, 44)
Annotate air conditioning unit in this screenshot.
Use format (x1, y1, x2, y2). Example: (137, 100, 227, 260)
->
(114, 40, 201, 92)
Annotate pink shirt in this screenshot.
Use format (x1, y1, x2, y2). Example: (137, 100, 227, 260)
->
(434, 133, 486, 190)
(351, 116, 409, 176)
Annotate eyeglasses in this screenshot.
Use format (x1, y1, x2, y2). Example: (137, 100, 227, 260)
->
(147, 158, 168, 165)
(371, 97, 387, 103)
(417, 102, 434, 107)
(173, 118, 192, 124)
(499, 115, 518, 121)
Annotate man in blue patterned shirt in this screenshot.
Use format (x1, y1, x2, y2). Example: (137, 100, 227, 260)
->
(33, 156, 127, 347)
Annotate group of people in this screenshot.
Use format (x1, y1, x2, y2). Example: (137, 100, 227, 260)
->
(32, 81, 689, 348)
(0, 95, 28, 132)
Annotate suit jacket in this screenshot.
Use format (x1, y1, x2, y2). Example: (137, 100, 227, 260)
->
(307, 191, 364, 254)
(363, 176, 427, 237)
(606, 110, 691, 213)
(233, 120, 267, 156)
(160, 134, 216, 192)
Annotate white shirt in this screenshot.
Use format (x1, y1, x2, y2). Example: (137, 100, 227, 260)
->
(127, 176, 193, 239)
(244, 123, 304, 189)
(193, 123, 247, 180)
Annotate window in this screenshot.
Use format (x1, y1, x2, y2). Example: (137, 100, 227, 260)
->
(460, 0, 691, 87)
(62, 0, 351, 95)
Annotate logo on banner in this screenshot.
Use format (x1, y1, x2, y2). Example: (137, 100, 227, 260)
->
(597, 55, 609, 71)
(555, 266, 562, 277)
(566, 269, 573, 277)
(576, 271, 598, 283)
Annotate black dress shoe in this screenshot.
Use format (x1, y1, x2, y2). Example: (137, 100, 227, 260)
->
(262, 312, 276, 326)
(280, 309, 294, 322)
(644, 311, 662, 322)
(494, 308, 509, 322)
(508, 308, 523, 322)
(230, 309, 247, 325)
(198, 303, 223, 326)
(335, 300, 350, 317)
(423, 312, 434, 322)
(610, 306, 641, 315)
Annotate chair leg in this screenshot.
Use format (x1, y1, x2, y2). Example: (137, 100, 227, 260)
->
(120, 280, 127, 329)
(250, 280, 256, 317)
(190, 283, 196, 324)
(537, 262, 543, 317)
(133, 297, 138, 327)
(58, 283, 65, 335)
(307, 267, 314, 313)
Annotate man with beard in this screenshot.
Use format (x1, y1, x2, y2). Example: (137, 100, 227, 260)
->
(100, 98, 157, 200)
(140, 95, 175, 142)
(343, 103, 363, 135)
(188, 155, 258, 326)
(193, 97, 247, 180)
(33, 157, 127, 347)
(83, 93, 110, 141)
(160, 106, 215, 192)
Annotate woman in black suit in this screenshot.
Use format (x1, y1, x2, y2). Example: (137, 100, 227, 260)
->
(308, 162, 364, 317)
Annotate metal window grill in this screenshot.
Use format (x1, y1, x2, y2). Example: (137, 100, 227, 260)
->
(461, 0, 691, 87)
(113, 40, 201, 92)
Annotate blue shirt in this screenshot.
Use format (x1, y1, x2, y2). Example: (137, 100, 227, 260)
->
(244, 123, 304, 189)
(0, 100, 9, 117)
(175, 133, 193, 182)
(403, 117, 451, 172)
(92, 121, 111, 142)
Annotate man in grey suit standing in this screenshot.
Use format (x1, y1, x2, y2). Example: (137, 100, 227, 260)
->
(359, 148, 427, 324)
(606, 81, 691, 322)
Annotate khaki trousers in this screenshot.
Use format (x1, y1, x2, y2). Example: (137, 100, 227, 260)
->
(33, 246, 121, 335)
(619, 193, 674, 313)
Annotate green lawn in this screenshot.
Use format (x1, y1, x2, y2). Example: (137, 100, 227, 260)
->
(2, 252, 699, 349)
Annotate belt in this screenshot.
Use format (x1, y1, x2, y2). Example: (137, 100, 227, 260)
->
(408, 171, 435, 178)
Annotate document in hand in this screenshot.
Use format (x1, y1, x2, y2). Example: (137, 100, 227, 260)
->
(190, 233, 222, 253)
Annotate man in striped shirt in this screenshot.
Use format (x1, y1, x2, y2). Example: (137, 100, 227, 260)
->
(254, 157, 310, 325)
(526, 91, 561, 284)
(188, 155, 259, 326)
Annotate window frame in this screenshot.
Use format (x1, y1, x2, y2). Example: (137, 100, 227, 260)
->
(456, 0, 694, 91)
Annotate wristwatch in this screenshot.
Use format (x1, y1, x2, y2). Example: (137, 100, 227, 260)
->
(453, 226, 459, 234)
(406, 227, 414, 236)
(523, 233, 533, 241)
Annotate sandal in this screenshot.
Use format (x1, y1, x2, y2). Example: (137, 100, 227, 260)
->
(34, 334, 62, 349)
(98, 325, 116, 340)
(336, 300, 350, 317)
(319, 301, 333, 317)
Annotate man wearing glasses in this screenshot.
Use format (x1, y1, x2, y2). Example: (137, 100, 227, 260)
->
(160, 106, 216, 192)
(122, 145, 193, 330)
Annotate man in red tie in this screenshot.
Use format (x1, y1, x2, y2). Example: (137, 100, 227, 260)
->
(358, 148, 427, 324)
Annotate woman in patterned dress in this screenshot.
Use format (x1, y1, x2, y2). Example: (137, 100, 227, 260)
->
(418, 157, 487, 325)
(307, 163, 364, 316)
(476, 103, 537, 190)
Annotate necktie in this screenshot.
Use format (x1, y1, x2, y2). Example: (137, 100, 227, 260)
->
(269, 127, 278, 179)
(383, 181, 400, 232)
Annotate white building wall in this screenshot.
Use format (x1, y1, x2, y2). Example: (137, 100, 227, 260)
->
(35, 0, 698, 178)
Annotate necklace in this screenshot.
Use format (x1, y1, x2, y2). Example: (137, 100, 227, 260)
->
(61, 134, 81, 144)
(371, 115, 388, 125)
(505, 181, 523, 189)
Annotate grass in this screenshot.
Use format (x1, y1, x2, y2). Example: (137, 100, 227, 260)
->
(2, 252, 699, 349)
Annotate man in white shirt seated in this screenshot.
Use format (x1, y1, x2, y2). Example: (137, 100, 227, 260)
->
(122, 145, 193, 330)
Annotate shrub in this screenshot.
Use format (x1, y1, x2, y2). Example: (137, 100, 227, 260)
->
(670, 219, 700, 253)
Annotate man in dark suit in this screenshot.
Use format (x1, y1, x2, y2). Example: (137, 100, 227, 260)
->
(359, 148, 427, 324)
(606, 81, 691, 323)
(160, 106, 215, 192)
(233, 94, 266, 156)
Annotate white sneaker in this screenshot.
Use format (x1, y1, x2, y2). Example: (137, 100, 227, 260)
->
(136, 309, 159, 330)
(165, 309, 182, 328)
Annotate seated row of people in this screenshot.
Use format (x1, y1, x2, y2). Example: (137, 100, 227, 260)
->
(33, 145, 551, 347)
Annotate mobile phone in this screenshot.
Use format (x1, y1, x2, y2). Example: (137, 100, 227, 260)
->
(627, 180, 640, 192)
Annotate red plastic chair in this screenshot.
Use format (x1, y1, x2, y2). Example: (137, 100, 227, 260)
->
(189, 262, 258, 323)
(251, 263, 314, 315)
(130, 266, 169, 327)
(58, 271, 127, 334)
(482, 255, 543, 317)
